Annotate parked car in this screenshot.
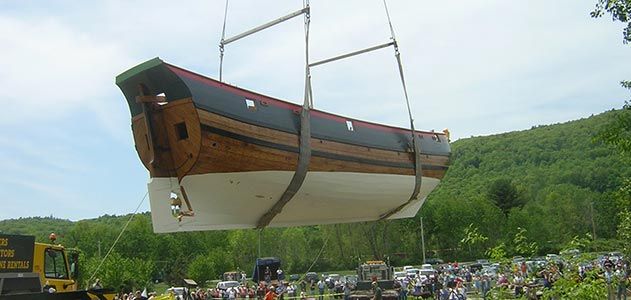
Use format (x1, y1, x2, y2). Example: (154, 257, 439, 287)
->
(609, 252, 624, 262)
(406, 268, 419, 278)
(481, 267, 498, 280)
(289, 274, 300, 281)
(469, 263, 483, 273)
(166, 287, 186, 300)
(546, 254, 561, 260)
(305, 272, 319, 283)
(533, 258, 547, 269)
(327, 274, 341, 282)
(476, 259, 490, 266)
(560, 249, 580, 257)
(419, 268, 436, 278)
(546, 254, 564, 265)
(425, 258, 444, 265)
(344, 275, 358, 286)
(394, 271, 407, 280)
(216, 281, 240, 291)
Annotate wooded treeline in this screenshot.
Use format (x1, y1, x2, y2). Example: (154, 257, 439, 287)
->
(1, 109, 630, 291)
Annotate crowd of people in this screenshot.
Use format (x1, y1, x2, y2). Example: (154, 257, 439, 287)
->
(113, 253, 629, 300)
(159, 267, 324, 300)
(113, 289, 156, 299)
(387, 254, 629, 300)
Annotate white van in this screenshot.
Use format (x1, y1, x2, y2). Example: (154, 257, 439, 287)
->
(216, 281, 240, 290)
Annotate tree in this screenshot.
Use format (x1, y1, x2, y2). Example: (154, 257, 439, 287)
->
(592, 0, 631, 255)
(591, 0, 631, 44)
(542, 269, 607, 299)
(487, 178, 523, 216)
(592, 1, 631, 98)
(512, 227, 539, 257)
(187, 254, 217, 285)
(459, 223, 488, 258)
(82, 251, 154, 292)
(596, 105, 631, 154)
(618, 210, 631, 257)
(485, 243, 507, 261)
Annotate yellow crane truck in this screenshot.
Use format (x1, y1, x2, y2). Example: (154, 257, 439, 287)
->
(0, 233, 113, 300)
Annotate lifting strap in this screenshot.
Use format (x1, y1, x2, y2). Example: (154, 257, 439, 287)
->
(379, 0, 423, 220)
(215, 1, 312, 227)
(256, 1, 312, 228)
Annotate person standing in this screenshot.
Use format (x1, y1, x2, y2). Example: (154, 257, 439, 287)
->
(287, 282, 295, 299)
(606, 266, 615, 300)
(615, 266, 628, 300)
(399, 279, 408, 300)
(480, 274, 490, 299)
(265, 267, 272, 284)
(228, 287, 237, 300)
(300, 280, 307, 295)
(343, 282, 351, 300)
(317, 278, 326, 300)
(513, 273, 525, 298)
(264, 286, 277, 300)
(277, 269, 285, 282)
(372, 281, 382, 300)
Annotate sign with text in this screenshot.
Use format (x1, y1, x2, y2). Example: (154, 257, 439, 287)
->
(0, 234, 34, 273)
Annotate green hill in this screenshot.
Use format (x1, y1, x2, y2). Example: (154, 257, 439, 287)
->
(0, 216, 74, 243)
(0, 109, 628, 289)
(421, 109, 630, 258)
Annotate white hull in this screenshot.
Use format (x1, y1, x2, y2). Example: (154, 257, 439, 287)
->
(148, 171, 439, 233)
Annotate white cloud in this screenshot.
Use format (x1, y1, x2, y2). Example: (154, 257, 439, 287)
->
(0, 15, 134, 138)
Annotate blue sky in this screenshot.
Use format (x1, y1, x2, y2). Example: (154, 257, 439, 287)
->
(1, 0, 629, 221)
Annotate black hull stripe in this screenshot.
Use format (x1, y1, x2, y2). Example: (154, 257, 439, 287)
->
(200, 124, 448, 171)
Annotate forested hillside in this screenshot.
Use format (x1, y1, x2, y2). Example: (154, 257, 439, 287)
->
(1, 109, 629, 291)
(421, 109, 630, 259)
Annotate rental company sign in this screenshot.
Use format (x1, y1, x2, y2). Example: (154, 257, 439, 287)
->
(0, 234, 34, 272)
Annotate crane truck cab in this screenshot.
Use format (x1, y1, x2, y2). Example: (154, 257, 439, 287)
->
(0, 233, 112, 300)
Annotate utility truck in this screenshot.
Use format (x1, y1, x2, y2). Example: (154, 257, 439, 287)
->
(349, 261, 398, 300)
(0, 233, 113, 300)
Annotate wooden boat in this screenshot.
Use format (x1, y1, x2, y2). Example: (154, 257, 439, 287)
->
(116, 57, 450, 233)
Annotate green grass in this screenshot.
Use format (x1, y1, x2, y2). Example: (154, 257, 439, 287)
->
(153, 282, 170, 295)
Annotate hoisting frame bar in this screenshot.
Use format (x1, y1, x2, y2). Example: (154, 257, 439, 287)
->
(222, 7, 310, 46)
(309, 41, 395, 68)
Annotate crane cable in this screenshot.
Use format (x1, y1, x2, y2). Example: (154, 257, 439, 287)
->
(86, 191, 148, 287)
(295, 234, 330, 283)
(219, 0, 229, 81)
(382, 0, 414, 130)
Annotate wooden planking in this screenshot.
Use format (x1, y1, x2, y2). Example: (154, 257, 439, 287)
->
(132, 98, 448, 179)
(197, 109, 448, 166)
(131, 109, 176, 178)
(131, 116, 152, 171)
(160, 99, 202, 179)
(188, 130, 447, 178)
(190, 130, 298, 174)
(198, 108, 410, 163)
(197, 109, 299, 146)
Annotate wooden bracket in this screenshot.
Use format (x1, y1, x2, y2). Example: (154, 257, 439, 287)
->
(135, 95, 167, 103)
